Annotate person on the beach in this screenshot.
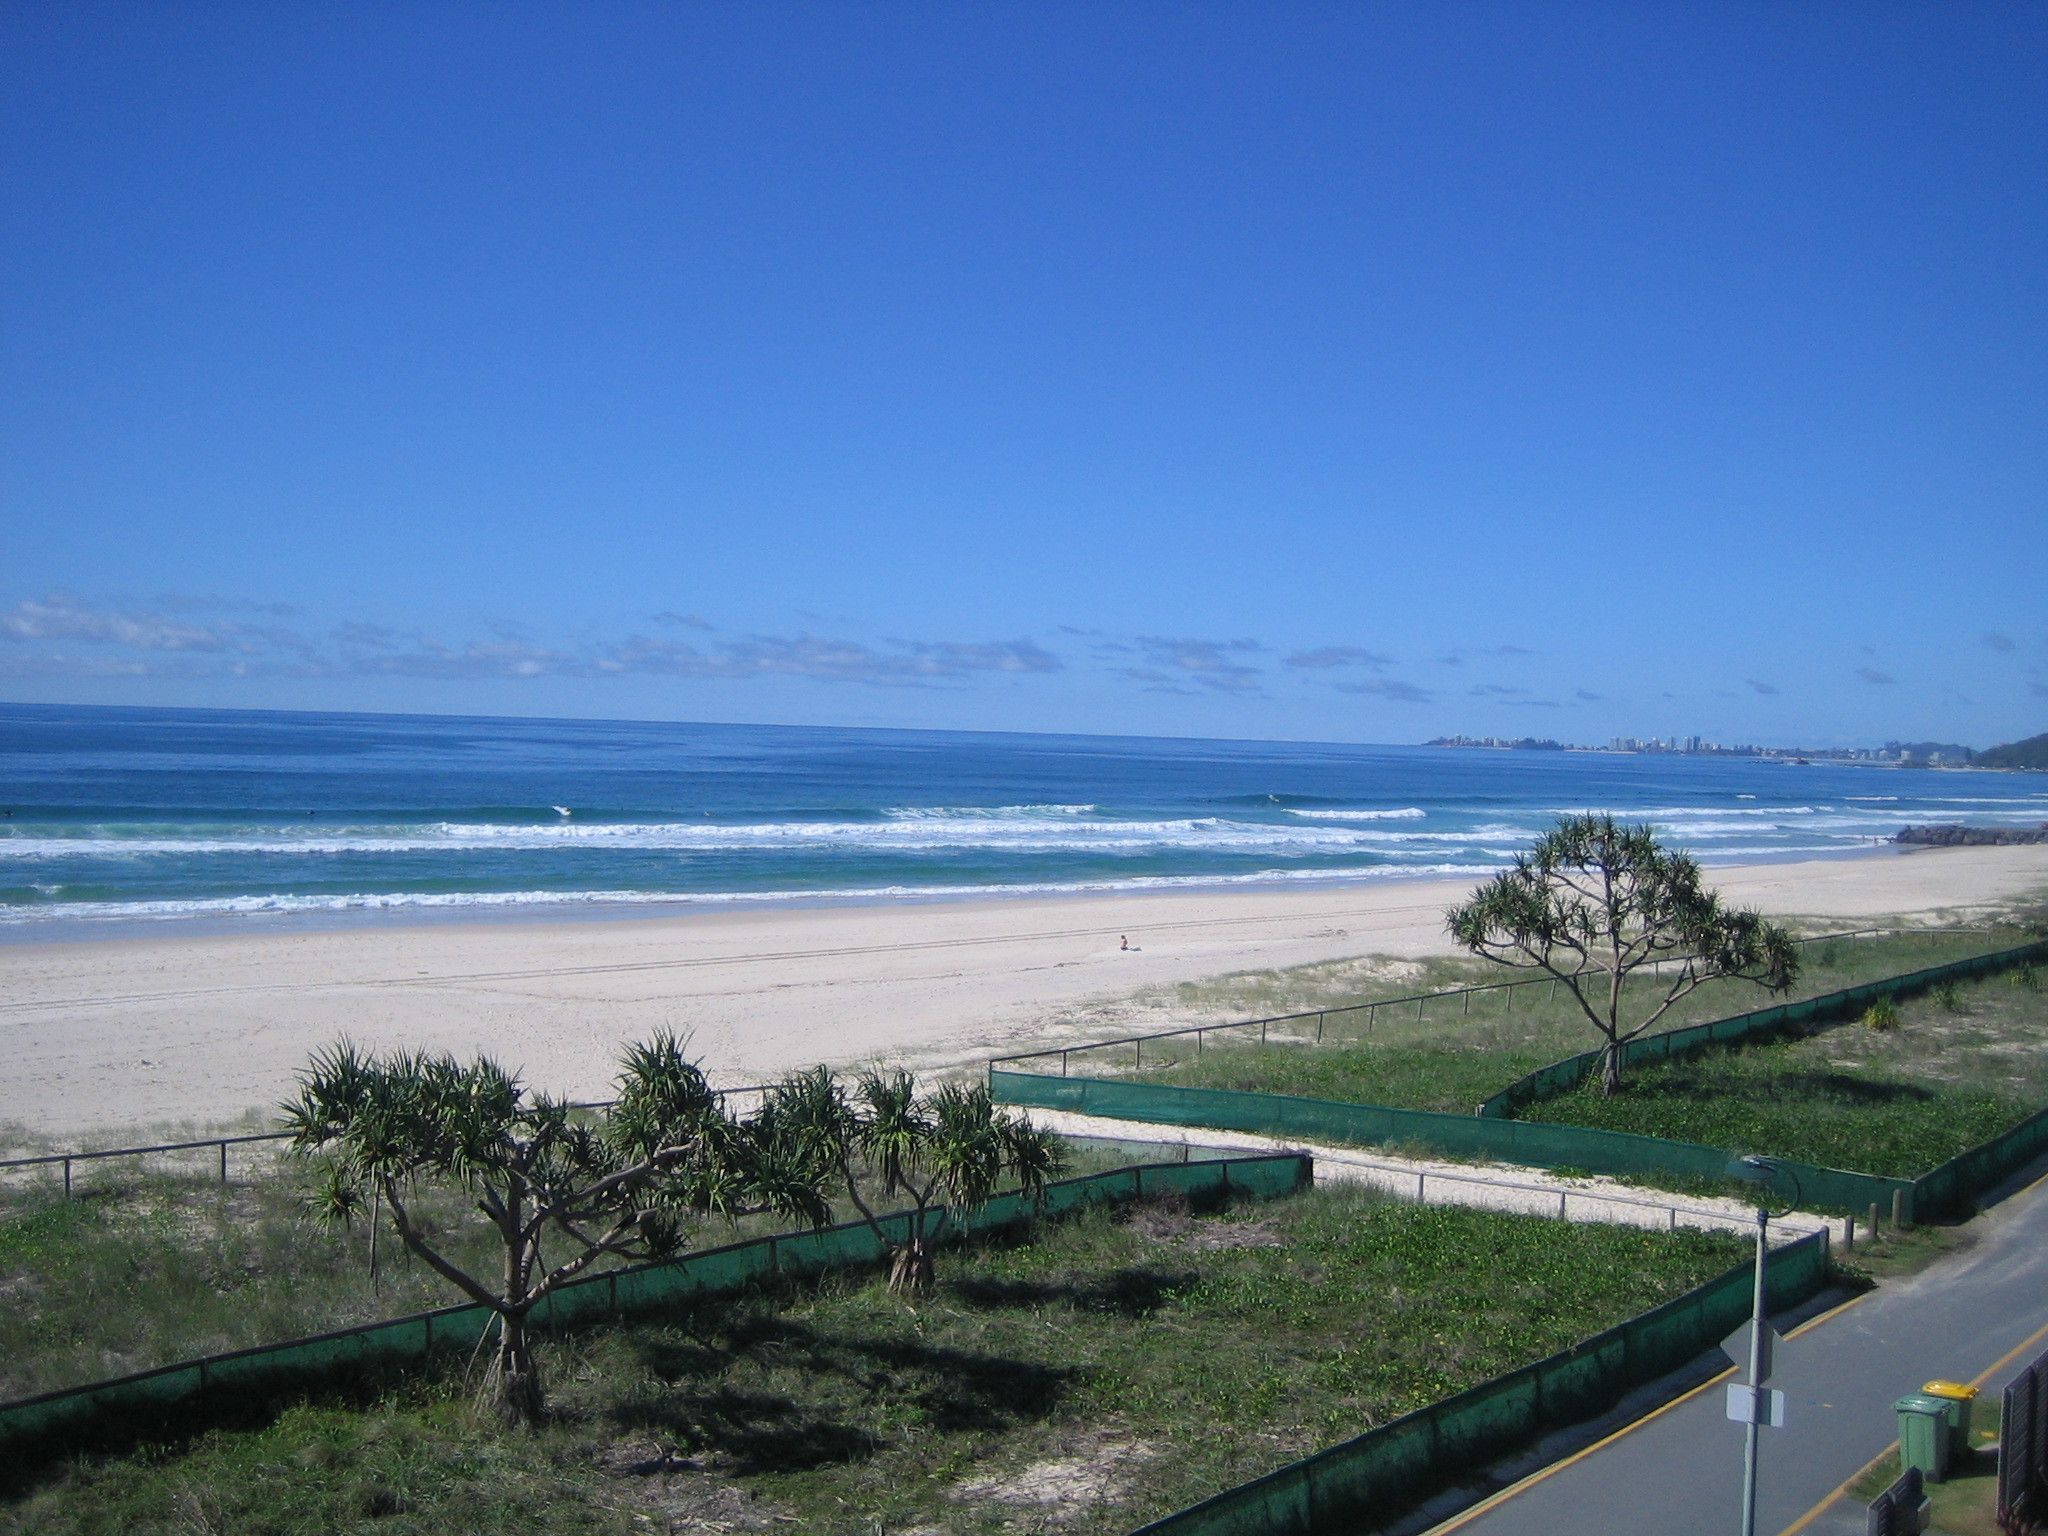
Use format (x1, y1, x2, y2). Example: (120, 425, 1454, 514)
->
(1120, 935, 1128, 951)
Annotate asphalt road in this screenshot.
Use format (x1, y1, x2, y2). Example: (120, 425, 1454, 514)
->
(1425, 1164, 2048, 1536)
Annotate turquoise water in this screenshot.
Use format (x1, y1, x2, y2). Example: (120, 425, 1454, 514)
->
(1, 703, 2040, 931)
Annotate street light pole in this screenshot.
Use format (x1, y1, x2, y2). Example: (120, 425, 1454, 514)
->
(1726, 1152, 1799, 1536)
(1739, 1202, 1768, 1536)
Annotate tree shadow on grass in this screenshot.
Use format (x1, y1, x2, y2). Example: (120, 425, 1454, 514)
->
(1626, 1068, 1937, 1108)
(949, 1265, 1198, 1318)
(611, 1315, 1080, 1472)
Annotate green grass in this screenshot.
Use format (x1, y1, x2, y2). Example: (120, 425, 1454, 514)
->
(1527, 1054, 2022, 1177)
(1849, 1393, 2002, 1535)
(1084, 927, 2031, 1114)
(1, 1184, 1746, 1535)
(0, 1138, 1157, 1402)
(1526, 968, 2046, 1177)
(0, 1173, 504, 1402)
(1133, 1041, 1557, 1115)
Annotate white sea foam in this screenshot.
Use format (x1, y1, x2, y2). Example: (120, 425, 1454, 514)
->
(1284, 807, 1428, 821)
(1917, 795, 2048, 805)
(882, 803, 1098, 819)
(0, 817, 1421, 860)
(0, 862, 1515, 926)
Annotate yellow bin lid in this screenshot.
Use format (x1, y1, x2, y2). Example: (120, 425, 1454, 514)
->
(1923, 1380, 1979, 1401)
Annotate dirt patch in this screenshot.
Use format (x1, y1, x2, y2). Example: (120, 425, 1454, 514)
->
(954, 1431, 1163, 1520)
(594, 1441, 796, 1529)
(1124, 1200, 1287, 1252)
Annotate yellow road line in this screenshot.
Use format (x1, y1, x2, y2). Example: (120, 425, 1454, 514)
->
(1434, 1159, 2048, 1536)
(1427, 1290, 1871, 1534)
(1777, 1310, 2048, 1536)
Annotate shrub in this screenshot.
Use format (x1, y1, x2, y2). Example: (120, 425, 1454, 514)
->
(1934, 982, 1963, 1012)
(1862, 998, 1900, 1032)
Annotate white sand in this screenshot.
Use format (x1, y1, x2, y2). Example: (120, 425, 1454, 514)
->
(2, 846, 2043, 1139)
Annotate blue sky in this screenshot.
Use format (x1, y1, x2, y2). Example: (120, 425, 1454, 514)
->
(2, 4, 2043, 749)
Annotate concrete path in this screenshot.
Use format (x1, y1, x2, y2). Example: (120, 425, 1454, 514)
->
(1027, 1107, 1848, 1245)
(1420, 1163, 2048, 1536)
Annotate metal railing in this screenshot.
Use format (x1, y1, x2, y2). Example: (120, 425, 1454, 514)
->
(988, 925, 1996, 1080)
(1036, 1110, 1844, 1244)
(1305, 1146, 1837, 1243)
(0, 1086, 773, 1197)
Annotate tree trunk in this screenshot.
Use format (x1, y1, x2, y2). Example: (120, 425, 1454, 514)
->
(491, 1309, 544, 1425)
(1600, 1039, 1623, 1097)
(888, 1240, 935, 1299)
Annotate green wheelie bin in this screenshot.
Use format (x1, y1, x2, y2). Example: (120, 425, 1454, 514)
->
(1921, 1380, 1979, 1461)
(1893, 1394, 1951, 1482)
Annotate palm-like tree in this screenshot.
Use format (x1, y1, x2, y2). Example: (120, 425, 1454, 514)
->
(766, 1067, 1063, 1298)
(284, 1034, 827, 1423)
(1447, 814, 1799, 1096)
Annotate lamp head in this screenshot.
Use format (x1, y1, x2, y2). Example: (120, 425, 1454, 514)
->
(1725, 1153, 1801, 1216)
(1726, 1154, 1782, 1187)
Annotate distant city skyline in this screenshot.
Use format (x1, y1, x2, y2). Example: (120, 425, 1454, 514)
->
(2, 7, 2043, 748)
(1429, 731, 1979, 762)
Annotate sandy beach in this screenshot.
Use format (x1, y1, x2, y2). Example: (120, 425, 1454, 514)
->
(2, 846, 2044, 1140)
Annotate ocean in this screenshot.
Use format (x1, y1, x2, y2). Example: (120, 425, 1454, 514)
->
(2, 703, 2042, 935)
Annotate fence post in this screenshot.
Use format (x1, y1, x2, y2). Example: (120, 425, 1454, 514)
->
(1368, 1003, 1376, 1030)
(1869, 1201, 1880, 1238)
(1464, 990, 1472, 1017)
(63, 1156, 72, 1198)
(1196, 1030, 1204, 1058)
(1061, 1050, 1069, 1078)
(1417, 997, 1425, 1024)
(1261, 1020, 1269, 1044)
(1134, 1038, 1142, 1069)
(1892, 1189, 1908, 1229)
(218, 1142, 228, 1184)
(1315, 1012, 1325, 1043)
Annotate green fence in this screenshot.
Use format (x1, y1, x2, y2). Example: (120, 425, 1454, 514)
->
(0, 1152, 1309, 1461)
(995, 938, 2048, 1224)
(994, 1070, 1915, 1217)
(1916, 1098, 2048, 1218)
(1129, 1228, 1833, 1536)
(1478, 938, 2048, 1119)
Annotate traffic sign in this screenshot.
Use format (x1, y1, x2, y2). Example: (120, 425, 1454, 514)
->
(1719, 1320, 1784, 1384)
(1725, 1383, 1787, 1428)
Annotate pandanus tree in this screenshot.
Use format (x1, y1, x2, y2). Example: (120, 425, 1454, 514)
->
(766, 1067, 1064, 1298)
(284, 1035, 828, 1424)
(1446, 814, 1799, 1096)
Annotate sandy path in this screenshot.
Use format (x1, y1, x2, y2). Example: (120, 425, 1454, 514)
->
(1, 846, 2042, 1139)
(1031, 1109, 1843, 1246)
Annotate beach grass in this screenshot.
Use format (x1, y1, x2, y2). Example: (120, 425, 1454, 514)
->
(1, 1184, 1745, 1535)
(0, 1136, 1159, 1403)
(1524, 964, 2045, 1177)
(1074, 933, 2044, 1198)
(1083, 925, 2022, 1113)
